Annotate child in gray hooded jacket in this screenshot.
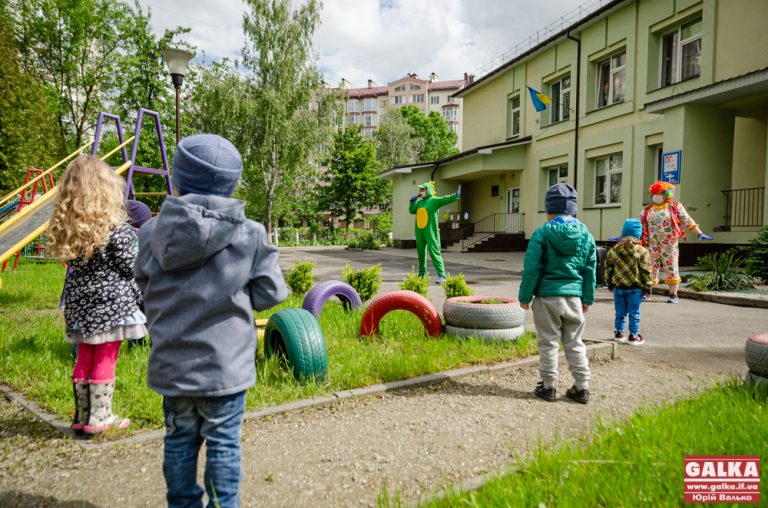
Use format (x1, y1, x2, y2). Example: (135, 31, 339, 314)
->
(135, 134, 287, 508)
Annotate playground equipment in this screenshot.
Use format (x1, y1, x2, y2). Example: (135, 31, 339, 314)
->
(0, 108, 171, 271)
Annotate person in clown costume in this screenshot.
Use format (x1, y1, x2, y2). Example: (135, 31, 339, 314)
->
(639, 181, 713, 303)
(409, 181, 461, 284)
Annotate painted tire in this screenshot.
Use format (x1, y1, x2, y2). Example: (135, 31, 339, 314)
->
(445, 324, 526, 343)
(745, 370, 768, 390)
(443, 296, 525, 329)
(360, 290, 442, 338)
(302, 280, 363, 317)
(264, 308, 328, 383)
(745, 333, 768, 377)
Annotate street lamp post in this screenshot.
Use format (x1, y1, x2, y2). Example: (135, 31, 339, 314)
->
(160, 48, 194, 145)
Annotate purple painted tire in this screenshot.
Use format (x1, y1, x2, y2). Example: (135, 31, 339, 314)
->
(302, 280, 363, 317)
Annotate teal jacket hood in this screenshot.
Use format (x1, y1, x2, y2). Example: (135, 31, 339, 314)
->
(518, 217, 597, 305)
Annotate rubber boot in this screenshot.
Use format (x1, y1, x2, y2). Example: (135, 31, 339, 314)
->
(83, 381, 130, 435)
(71, 379, 89, 435)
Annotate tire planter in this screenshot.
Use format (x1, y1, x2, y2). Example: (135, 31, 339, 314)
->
(264, 308, 328, 383)
(302, 280, 363, 317)
(445, 324, 526, 343)
(360, 290, 442, 338)
(745, 370, 768, 389)
(443, 296, 524, 329)
(745, 333, 768, 377)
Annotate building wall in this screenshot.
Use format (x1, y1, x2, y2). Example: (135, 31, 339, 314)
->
(715, 0, 768, 80)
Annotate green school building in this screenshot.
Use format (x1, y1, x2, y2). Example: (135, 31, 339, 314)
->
(382, 0, 768, 262)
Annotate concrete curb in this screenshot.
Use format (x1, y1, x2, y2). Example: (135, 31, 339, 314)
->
(1, 343, 615, 449)
(650, 285, 768, 309)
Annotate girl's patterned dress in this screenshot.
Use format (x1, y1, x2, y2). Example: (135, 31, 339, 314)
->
(640, 201, 698, 285)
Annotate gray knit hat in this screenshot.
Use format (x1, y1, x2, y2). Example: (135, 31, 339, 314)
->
(172, 134, 243, 197)
(544, 182, 578, 215)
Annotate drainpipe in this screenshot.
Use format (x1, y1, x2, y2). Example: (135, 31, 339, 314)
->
(567, 31, 581, 190)
(430, 162, 440, 182)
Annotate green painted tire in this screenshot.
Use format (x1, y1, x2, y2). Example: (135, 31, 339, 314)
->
(264, 308, 328, 383)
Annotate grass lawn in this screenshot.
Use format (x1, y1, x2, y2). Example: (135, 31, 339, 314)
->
(0, 259, 536, 431)
(401, 380, 768, 507)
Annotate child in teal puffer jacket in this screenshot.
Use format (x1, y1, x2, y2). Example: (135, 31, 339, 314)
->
(518, 183, 597, 404)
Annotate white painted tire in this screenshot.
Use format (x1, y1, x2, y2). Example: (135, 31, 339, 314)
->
(444, 324, 526, 343)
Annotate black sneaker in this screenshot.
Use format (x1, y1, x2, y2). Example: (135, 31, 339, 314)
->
(565, 385, 589, 404)
(534, 381, 556, 402)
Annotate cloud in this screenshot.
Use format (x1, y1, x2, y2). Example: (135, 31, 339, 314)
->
(140, 0, 592, 86)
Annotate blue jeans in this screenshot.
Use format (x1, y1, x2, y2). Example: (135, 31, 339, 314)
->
(613, 288, 643, 335)
(162, 391, 246, 508)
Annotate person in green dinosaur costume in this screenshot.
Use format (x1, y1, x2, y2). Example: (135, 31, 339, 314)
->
(408, 181, 461, 284)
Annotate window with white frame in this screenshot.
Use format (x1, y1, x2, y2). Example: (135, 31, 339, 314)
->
(412, 94, 424, 103)
(394, 84, 406, 92)
(443, 108, 458, 122)
(594, 154, 623, 205)
(549, 76, 571, 123)
(661, 18, 701, 86)
(507, 95, 521, 137)
(392, 95, 404, 105)
(410, 84, 422, 90)
(364, 114, 374, 127)
(597, 52, 626, 108)
(446, 96, 455, 103)
(346, 114, 358, 126)
(363, 98, 376, 111)
(547, 164, 568, 187)
(430, 96, 440, 104)
(346, 100, 359, 113)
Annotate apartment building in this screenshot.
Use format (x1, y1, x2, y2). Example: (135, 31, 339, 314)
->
(343, 73, 465, 149)
(383, 0, 768, 262)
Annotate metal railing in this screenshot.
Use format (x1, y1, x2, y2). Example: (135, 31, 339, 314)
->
(462, 213, 524, 251)
(721, 187, 764, 229)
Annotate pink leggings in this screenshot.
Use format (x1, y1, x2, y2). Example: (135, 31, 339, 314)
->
(72, 341, 122, 383)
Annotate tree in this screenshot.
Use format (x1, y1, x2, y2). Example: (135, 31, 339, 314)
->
(0, 0, 61, 195)
(374, 109, 418, 170)
(13, 0, 185, 152)
(240, 0, 335, 236)
(319, 126, 382, 231)
(399, 105, 459, 162)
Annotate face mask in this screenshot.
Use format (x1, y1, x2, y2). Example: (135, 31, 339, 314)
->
(652, 195, 665, 204)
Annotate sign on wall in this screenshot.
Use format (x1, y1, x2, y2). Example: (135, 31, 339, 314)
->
(662, 150, 682, 184)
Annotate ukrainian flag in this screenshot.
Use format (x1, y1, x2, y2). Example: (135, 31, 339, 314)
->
(527, 86, 551, 112)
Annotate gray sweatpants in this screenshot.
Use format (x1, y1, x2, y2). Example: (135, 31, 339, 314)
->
(532, 296, 590, 390)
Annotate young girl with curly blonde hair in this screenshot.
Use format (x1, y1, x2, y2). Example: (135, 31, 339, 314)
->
(48, 155, 146, 435)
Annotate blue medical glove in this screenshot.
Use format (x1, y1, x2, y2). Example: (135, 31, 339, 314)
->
(410, 194, 419, 202)
(607, 235, 621, 242)
(698, 233, 714, 241)
(455, 185, 462, 198)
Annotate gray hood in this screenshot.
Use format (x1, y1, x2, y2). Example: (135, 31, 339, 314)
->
(150, 194, 245, 272)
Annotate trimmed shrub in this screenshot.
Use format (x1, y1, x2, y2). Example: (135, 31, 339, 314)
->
(342, 262, 382, 302)
(285, 260, 316, 296)
(398, 267, 429, 296)
(744, 225, 768, 283)
(442, 273, 473, 298)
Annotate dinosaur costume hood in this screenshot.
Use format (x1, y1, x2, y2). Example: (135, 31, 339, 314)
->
(417, 182, 435, 198)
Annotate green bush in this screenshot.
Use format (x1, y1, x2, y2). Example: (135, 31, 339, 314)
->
(687, 249, 756, 291)
(442, 273, 473, 298)
(347, 230, 380, 250)
(284, 260, 316, 296)
(744, 225, 768, 283)
(342, 262, 382, 302)
(398, 267, 430, 296)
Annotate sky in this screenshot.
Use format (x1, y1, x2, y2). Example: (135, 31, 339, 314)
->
(138, 0, 598, 87)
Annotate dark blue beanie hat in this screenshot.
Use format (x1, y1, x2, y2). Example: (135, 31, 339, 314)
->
(544, 183, 578, 215)
(126, 199, 152, 228)
(172, 134, 243, 197)
(621, 218, 642, 238)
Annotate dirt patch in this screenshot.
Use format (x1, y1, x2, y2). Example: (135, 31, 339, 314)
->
(0, 356, 723, 507)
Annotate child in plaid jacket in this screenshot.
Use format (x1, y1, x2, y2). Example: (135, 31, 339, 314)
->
(605, 219, 652, 345)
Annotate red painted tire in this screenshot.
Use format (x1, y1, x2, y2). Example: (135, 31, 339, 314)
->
(360, 290, 442, 338)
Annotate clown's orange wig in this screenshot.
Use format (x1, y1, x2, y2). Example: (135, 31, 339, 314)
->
(648, 181, 674, 196)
